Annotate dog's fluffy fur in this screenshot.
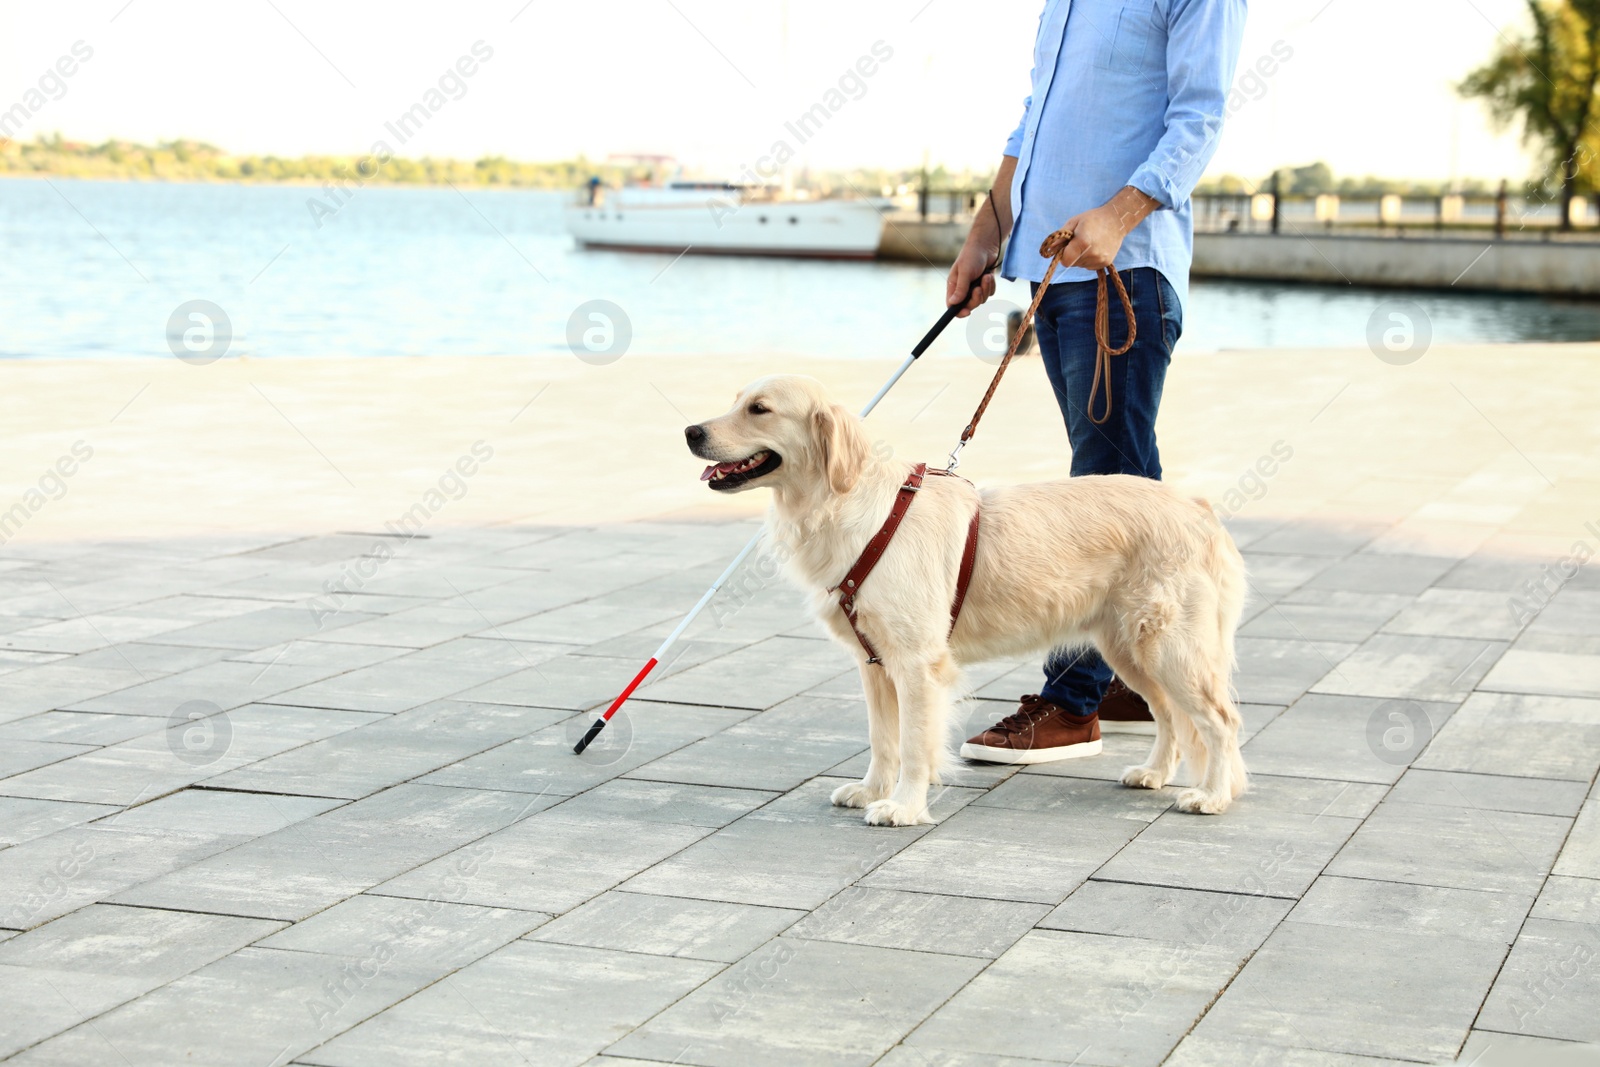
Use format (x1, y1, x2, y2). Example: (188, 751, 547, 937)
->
(688, 375, 1249, 826)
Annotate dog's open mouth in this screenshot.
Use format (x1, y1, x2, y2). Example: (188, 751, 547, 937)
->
(700, 450, 782, 491)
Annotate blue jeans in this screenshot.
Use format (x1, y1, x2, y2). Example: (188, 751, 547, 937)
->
(1035, 267, 1183, 712)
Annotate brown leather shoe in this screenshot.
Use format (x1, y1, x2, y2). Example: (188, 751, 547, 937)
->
(960, 694, 1102, 765)
(1097, 679, 1156, 735)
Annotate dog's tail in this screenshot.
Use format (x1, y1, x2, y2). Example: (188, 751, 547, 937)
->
(1199, 499, 1249, 797)
(1194, 498, 1246, 679)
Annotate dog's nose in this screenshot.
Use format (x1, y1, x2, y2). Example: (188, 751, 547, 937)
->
(684, 425, 706, 445)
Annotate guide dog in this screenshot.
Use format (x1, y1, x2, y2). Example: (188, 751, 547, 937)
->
(685, 375, 1248, 825)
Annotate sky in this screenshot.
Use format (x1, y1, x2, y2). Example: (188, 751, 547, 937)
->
(2, 0, 1533, 185)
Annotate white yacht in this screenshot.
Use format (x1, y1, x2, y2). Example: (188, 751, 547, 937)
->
(565, 182, 886, 260)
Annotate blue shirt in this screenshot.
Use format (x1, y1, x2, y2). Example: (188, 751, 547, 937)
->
(1002, 0, 1247, 310)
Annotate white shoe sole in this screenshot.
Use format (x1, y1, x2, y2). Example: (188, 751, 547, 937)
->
(1100, 720, 1157, 736)
(959, 738, 1103, 765)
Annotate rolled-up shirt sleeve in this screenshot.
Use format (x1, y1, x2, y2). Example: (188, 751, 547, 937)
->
(1003, 92, 1033, 157)
(1126, 0, 1247, 208)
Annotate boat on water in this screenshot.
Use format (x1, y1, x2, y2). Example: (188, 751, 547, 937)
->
(565, 181, 886, 260)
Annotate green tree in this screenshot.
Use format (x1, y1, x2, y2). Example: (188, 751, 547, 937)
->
(1459, 0, 1600, 229)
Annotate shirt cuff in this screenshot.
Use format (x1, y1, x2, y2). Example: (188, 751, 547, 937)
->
(1126, 165, 1178, 211)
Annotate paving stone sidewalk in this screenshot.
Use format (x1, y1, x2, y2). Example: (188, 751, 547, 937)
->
(0, 517, 1597, 1066)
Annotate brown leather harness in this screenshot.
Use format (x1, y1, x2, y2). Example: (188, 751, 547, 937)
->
(829, 463, 980, 666)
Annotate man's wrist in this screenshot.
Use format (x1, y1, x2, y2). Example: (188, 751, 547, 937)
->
(1108, 186, 1160, 236)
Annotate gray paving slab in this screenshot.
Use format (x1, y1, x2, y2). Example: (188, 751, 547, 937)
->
(1554, 800, 1600, 880)
(1245, 520, 1385, 558)
(1382, 587, 1529, 640)
(258, 893, 548, 965)
(418, 701, 754, 797)
(1240, 588, 1412, 642)
(0, 904, 282, 1059)
(1164, 1034, 1451, 1066)
(1091, 804, 1362, 898)
(0, 664, 149, 723)
(637, 635, 857, 712)
(1039, 880, 1294, 953)
(0, 649, 68, 675)
(224, 639, 411, 671)
(788, 886, 1051, 958)
(0, 704, 381, 806)
(1242, 693, 1460, 784)
(621, 781, 942, 910)
(150, 605, 383, 649)
(971, 769, 1175, 823)
(488, 600, 686, 645)
(271, 636, 571, 713)
(1306, 551, 1459, 595)
(1326, 799, 1572, 894)
(1234, 636, 1360, 705)
(1524, 590, 1600, 638)
(104, 788, 345, 835)
(299, 940, 720, 1067)
(546, 778, 778, 829)
(0, 710, 167, 745)
(1481, 647, 1600, 699)
(372, 808, 713, 915)
(905, 929, 1242, 1067)
(1532, 875, 1600, 924)
(207, 699, 570, 799)
(624, 700, 868, 791)
(1387, 767, 1591, 817)
(861, 805, 1141, 905)
(1473, 918, 1600, 1044)
(63, 658, 360, 717)
(1416, 692, 1600, 782)
(1289, 874, 1532, 945)
(0, 740, 88, 778)
(1457, 1030, 1600, 1067)
(0, 822, 238, 930)
(307, 601, 538, 649)
(112, 784, 552, 921)
(1236, 553, 1340, 599)
(529, 890, 804, 963)
(1183, 920, 1507, 1062)
(5, 944, 453, 1067)
(1310, 632, 1508, 702)
(451, 651, 650, 711)
(0, 612, 199, 653)
(612, 936, 985, 1067)
(0, 796, 117, 847)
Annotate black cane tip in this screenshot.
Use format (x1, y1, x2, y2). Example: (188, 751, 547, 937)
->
(573, 717, 607, 755)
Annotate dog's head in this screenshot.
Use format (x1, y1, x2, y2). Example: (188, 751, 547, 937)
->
(685, 375, 869, 496)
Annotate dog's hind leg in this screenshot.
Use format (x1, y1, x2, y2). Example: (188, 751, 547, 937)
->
(1168, 670, 1243, 815)
(832, 663, 899, 809)
(1099, 651, 1181, 791)
(864, 656, 953, 827)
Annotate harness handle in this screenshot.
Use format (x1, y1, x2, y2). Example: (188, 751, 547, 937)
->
(951, 225, 1136, 469)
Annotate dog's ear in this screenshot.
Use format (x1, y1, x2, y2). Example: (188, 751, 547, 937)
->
(814, 403, 869, 495)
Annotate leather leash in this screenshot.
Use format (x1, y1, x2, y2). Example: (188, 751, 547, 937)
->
(830, 463, 980, 666)
(947, 223, 1136, 471)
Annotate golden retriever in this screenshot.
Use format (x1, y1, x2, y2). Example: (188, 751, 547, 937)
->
(685, 375, 1248, 826)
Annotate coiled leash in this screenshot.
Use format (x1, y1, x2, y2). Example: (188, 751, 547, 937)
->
(945, 221, 1136, 472)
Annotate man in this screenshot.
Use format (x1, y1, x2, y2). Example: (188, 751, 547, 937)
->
(949, 0, 1246, 764)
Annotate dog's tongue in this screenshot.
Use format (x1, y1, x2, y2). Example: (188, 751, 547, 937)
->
(700, 464, 721, 482)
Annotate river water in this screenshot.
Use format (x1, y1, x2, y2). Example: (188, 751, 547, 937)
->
(3, 178, 1597, 361)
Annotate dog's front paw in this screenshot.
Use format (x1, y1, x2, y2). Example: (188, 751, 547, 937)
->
(830, 781, 887, 809)
(1176, 788, 1230, 815)
(864, 799, 935, 827)
(1120, 765, 1167, 790)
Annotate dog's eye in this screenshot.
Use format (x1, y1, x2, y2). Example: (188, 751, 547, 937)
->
(748, 402, 769, 415)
